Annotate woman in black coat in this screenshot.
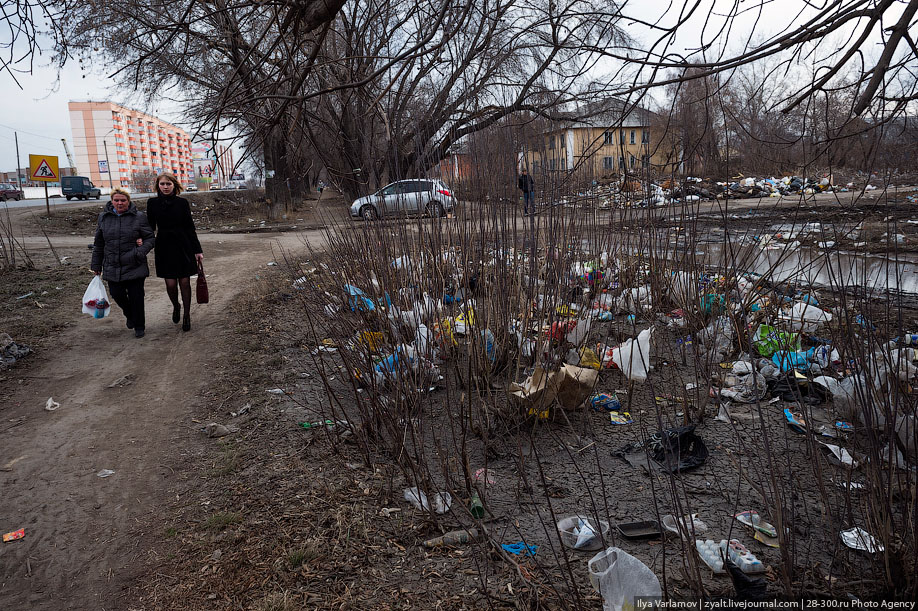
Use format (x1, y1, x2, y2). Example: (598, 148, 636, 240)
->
(146, 173, 203, 332)
(91, 188, 155, 338)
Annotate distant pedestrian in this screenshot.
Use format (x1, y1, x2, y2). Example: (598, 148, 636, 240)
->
(90, 188, 155, 338)
(146, 173, 204, 332)
(518, 169, 535, 215)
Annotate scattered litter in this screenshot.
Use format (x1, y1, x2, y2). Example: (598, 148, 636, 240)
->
(0, 333, 31, 371)
(616, 520, 663, 539)
(378, 507, 401, 517)
(510, 364, 598, 413)
(840, 527, 883, 553)
(557, 515, 610, 551)
(96, 469, 115, 478)
(616, 425, 708, 473)
(16, 292, 33, 300)
(501, 541, 538, 556)
(299, 419, 347, 429)
(266, 388, 286, 395)
(820, 442, 859, 467)
(403, 487, 452, 514)
(733, 511, 777, 538)
(784, 409, 806, 433)
(107, 374, 134, 388)
(590, 392, 621, 411)
(44, 397, 60, 412)
(609, 411, 633, 425)
(2, 528, 25, 542)
(230, 403, 251, 417)
(474, 468, 496, 485)
(204, 423, 238, 438)
(424, 528, 478, 547)
(662, 513, 708, 540)
(589, 547, 661, 610)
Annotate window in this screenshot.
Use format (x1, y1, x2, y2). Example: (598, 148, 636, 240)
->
(642, 154, 651, 168)
(620, 130, 625, 144)
(642, 129, 650, 144)
(603, 131, 614, 145)
(549, 159, 557, 170)
(602, 156, 615, 169)
(619, 156, 625, 169)
(561, 157, 567, 170)
(548, 136, 555, 150)
(630, 130, 636, 145)
(629, 154, 635, 168)
(419, 181, 434, 191)
(532, 161, 541, 174)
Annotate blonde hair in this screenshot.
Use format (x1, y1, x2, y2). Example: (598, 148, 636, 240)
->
(110, 187, 131, 201)
(155, 173, 183, 196)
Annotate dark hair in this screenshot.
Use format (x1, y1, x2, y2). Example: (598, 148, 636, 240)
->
(155, 173, 183, 196)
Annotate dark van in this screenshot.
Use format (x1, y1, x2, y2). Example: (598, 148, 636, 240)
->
(61, 176, 102, 201)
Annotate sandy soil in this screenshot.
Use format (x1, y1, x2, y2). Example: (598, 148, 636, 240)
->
(0, 208, 322, 609)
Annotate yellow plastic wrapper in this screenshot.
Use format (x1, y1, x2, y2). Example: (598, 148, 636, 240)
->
(357, 331, 385, 352)
(434, 318, 458, 346)
(578, 347, 602, 370)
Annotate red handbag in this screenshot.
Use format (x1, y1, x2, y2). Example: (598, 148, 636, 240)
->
(196, 261, 209, 304)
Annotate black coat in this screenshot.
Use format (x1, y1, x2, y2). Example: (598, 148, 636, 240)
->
(91, 202, 155, 282)
(518, 174, 534, 192)
(146, 195, 203, 279)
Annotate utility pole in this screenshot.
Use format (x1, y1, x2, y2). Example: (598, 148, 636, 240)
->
(14, 132, 22, 187)
(102, 140, 114, 189)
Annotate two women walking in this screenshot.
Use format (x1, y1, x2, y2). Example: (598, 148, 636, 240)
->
(90, 173, 204, 337)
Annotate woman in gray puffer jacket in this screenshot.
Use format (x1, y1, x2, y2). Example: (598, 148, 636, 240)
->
(90, 188, 155, 338)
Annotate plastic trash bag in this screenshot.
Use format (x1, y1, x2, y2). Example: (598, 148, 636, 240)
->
(616, 425, 708, 473)
(604, 328, 653, 382)
(403, 487, 452, 514)
(753, 324, 800, 357)
(720, 372, 767, 403)
(81, 276, 111, 318)
(588, 547, 662, 611)
(780, 302, 833, 333)
(566, 318, 592, 346)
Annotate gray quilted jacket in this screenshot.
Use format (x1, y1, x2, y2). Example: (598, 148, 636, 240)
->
(91, 202, 155, 282)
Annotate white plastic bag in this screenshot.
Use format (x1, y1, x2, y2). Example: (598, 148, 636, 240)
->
(610, 329, 653, 382)
(589, 547, 662, 611)
(81, 276, 111, 318)
(403, 486, 452, 514)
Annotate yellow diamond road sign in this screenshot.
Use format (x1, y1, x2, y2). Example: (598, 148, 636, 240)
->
(29, 154, 60, 182)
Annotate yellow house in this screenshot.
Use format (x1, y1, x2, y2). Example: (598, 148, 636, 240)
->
(523, 101, 678, 180)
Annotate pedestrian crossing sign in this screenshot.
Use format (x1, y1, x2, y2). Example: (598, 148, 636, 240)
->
(29, 154, 60, 182)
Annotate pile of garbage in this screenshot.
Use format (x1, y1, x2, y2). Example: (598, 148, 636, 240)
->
(300, 233, 918, 472)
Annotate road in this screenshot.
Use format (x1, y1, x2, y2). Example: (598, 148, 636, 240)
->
(1, 193, 156, 210)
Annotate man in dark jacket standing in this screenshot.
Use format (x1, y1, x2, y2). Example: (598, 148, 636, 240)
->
(518, 169, 535, 216)
(91, 188, 155, 338)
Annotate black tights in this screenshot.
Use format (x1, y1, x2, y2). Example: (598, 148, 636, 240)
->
(165, 277, 192, 316)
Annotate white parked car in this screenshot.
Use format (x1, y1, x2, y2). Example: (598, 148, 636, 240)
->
(350, 179, 456, 221)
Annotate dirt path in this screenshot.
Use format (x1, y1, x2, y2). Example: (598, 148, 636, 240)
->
(0, 228, 322, 610)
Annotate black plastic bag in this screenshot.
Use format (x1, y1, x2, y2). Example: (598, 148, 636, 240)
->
(615, 424, 709, 473)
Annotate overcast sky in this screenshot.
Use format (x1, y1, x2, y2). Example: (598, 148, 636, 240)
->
(0, 0, 898, 173)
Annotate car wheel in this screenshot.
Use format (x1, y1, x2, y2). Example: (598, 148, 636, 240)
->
(360, 205, 378, 221)
(14, 195, 20, 201)
(426, 202, 445, 218)
(66, 196, 72, 201)
(95, 194, 101, 200)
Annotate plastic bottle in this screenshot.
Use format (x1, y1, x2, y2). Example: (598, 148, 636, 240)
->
(470, 492, 484, 518)
(423, 528, 479, 548)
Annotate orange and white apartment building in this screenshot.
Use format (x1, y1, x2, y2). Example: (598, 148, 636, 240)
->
(68, 101, 193, 189)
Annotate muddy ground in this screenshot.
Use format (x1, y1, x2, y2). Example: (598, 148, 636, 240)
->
(1, 189, 917, 609)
